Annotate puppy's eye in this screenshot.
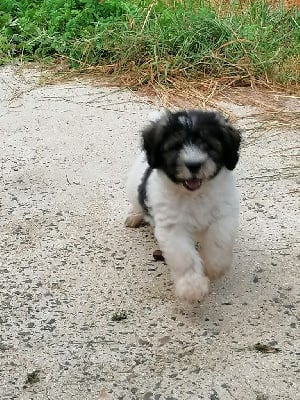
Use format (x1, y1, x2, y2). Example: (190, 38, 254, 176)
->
(163, 141, 182, 153)
(206, 138, 222, 153)
(200, 142, 209, 151)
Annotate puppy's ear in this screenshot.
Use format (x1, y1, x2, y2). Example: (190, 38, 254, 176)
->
(142, 123, 162, 168)
(142, 111, 170, 168)
(218, 115, 241, 170)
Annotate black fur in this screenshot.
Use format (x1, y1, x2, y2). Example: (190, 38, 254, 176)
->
(138, 166, 152, 215)
(142, 110, 241, 184)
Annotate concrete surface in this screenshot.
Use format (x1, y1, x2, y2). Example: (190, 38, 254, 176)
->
(0, 65, 299, 400)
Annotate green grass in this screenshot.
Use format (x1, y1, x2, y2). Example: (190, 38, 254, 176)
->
(0, 0, 299, 88)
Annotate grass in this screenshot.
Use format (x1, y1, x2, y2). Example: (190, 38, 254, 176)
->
(0, 0, 299, 91)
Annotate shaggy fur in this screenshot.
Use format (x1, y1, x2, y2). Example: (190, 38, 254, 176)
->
(126, 109, 241, 302)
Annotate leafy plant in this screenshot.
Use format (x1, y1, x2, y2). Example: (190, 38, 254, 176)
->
(0, 0, 299, 86)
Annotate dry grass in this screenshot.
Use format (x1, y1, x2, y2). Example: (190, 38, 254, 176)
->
(37, 59, 300, 130)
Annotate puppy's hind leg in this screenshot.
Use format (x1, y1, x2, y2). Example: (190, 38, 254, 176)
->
(125, 203, 145, 228)
(126, 153, 148, 228)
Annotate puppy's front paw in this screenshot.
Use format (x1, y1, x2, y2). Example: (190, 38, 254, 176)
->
(204, 265, 228, 281)
(175, 273, 210, 302)
(125, 213, 144, 228)
(203, 257, 232, 280)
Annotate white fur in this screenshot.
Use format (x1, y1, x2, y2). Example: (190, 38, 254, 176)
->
(180, 144, 208, 164)
(147, 110, 164, 123)
(177, 145, 217, 181)
(126, 152, 239, 302)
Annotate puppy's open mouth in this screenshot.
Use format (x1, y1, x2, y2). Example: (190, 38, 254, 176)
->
(183, 178, 202, 191)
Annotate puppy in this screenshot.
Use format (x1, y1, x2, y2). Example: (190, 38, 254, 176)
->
(126, 110, 241, 302)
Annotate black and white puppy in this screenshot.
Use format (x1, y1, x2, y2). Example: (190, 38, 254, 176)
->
(126, 110, 241, 302)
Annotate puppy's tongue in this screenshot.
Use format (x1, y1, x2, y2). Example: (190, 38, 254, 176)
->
(183, 178, 202, 191)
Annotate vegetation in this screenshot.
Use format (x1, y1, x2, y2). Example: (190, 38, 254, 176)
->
(0, 0, 299, 88)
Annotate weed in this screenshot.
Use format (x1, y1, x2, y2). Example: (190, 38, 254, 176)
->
(0, 0, 299, 88)
(23, 369, 41, 388)
(253, 342, 281, 353)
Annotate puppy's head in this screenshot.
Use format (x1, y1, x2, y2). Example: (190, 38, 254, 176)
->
(142, 110, 241, 191)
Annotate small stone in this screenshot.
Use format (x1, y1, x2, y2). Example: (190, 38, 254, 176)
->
(143, 392, 153, 400)
(111, 310, 127, 322)
(158, 335, 171, 346)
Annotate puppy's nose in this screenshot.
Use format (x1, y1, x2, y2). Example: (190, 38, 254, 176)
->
(185, 161, 202, 173)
